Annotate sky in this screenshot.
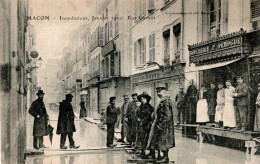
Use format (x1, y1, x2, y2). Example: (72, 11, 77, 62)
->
(29, 0, 96, 61)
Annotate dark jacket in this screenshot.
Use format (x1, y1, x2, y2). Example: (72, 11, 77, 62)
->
(154, 96, 175, 149)
(56, 100, 76, 134)
(207, 88, 218, 115)
(175, 92, 185, 109)
(29, 98, 49, 137)
(235, 83, 249, 107)
(136, 103, 154, 132)
(106, 104, 120, 124)
(126, 101, 138, 123)
(121, 102, 129, 122)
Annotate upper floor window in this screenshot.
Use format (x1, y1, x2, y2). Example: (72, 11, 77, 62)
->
(115, 0, 118, 8)
(251, 0, 260, 21)
(134, 38, 146, 67)
(148, 0, 155, 12)
(149, 33, 155, 62)
(163, 30, 170, 65)
(208, 0, 221, 39)
(134, 0, 147, 18)
(114, 14, 119, 36)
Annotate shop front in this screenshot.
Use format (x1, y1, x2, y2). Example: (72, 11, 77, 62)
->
(188, 29, 259, 130)
(131, 64, 185, 125)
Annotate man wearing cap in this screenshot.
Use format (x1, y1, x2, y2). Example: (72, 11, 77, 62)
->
(234, 76, 249, 131)
(208, 82, 218, 123)
(106, 96, 120, 147)
(57, 94, 79, 149)
(151, 85, 175, 162)
(118, 95, 130, 143)
(126, 93, 138, 146)
(175, 86, 185, 124)
(29, 90, 49, 149)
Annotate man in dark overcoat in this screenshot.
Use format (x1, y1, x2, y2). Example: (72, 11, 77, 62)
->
(234, 76, 249, 131)
(118, 95, 129, 142)
(207, 82, 218, 123)
(29, 90, 49, 149)
(106, 96, 120, 147)
(125, 93, 138, 145)
(56, 94, 79, 149)
(175, 86, 185, 124)
(153, 86, 175, 163)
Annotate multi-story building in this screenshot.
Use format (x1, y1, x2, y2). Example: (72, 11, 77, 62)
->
(97, 0, 132, 114)
(1, 0, 29, 163)
(130, 0, 186, 123)
(184, 0, 260, 128)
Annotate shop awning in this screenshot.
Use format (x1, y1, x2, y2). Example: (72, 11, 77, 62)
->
(80, 90, 88, 95)
(190, 57, 243, 71)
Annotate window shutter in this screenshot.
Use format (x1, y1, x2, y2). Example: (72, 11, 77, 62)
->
(141, 38, 146, 64)
(152, 33, 155, 61)
(251, 0, 260, 19)
(148, 0, 155, 10)
(149, 35, 152, 62)
(99, 26, 103, 46)
(109, 20, 113, 40)
(134, 42, 137, 67)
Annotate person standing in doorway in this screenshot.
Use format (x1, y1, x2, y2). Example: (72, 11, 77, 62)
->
(56, 94, 80, 149)
(79, 98, 87, 118)
(234, 76, 249, 131)
(106, 97, 120, 147)
(118, 95, 129, 143)
(223, 80, 236, 129)
(196, 84, 209, 125)
(215, 82, 225, 127)
(208, 82, 218, 123)
(29, 90, 49, 150)
(175, 86, 185, 125)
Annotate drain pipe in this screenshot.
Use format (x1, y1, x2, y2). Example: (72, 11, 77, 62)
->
(181, 0, 185, 62)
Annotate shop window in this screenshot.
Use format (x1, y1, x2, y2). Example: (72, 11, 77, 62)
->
(163, 30, 170, 65)
(110, 53, 115, 76)
(208, 0, 221, 39)
(251, 0, 260, 21)
(149, 33, 155, 62)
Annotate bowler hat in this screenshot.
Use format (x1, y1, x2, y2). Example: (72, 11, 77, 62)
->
(156, 84, 166, 92)
(36, 90, 45, 95)
(123, 95, 129, 99)
(66, 94, 73, 99)
(109, 96, 116, 101)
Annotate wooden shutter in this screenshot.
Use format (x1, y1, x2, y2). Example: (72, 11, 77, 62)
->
(134, 42, 137, 67)
(148, 0, 155, 10)
(109, 20, 113, 40)
(99, 26, 104, 46)
(141, 38, 146, 64)
(251, 0, 260, 19)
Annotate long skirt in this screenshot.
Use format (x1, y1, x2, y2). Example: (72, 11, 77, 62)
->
(254, 107, 260, 132)
(223, 101, 236, 127)
(196, 99, 209, 123)
(215, 105, 224, 122)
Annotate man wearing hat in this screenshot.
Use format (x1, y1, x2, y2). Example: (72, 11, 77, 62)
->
(56, 94, 80, 149)
(118, 95, 130, 143)
(175, 86, 185, 125)
(150, 85, 175, 162)
(29, 90, 49, 149)
(125, 93, 138, 146)
(208, 82, 218, 123)
(106, 96, 120, 147)
(234, 76, 249, 131)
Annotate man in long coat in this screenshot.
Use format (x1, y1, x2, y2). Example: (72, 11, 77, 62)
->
(152, 86, 175, 163)
(175, 87, 185, 124)
(207, 82, 218, 123)
(234, 76, 249, 131)
(29, 90, 49, 149)
(125, 93, 138, 145)
(118, 95, 129, 142)
(106, 96, 120, 147)
(56, 94, 79, 149)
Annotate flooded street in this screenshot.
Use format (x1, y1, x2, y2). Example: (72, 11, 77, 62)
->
(25, 109, 260, 164)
